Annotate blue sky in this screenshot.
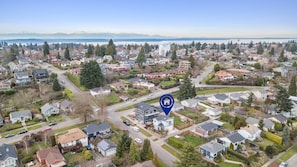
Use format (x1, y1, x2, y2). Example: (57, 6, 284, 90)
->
(1, 0, 297, 37)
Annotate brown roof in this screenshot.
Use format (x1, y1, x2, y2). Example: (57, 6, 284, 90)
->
(37, 147, 65, 165)
(56, 128, 87, 144)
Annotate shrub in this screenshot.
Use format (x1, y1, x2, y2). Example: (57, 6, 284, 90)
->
(83, 150, 93, 160)
(128, 89, 138, 96)
(265, 145, 274, 158)
(22, 155, 34, 163)
(167, 137, 183, 149)
(274, 122, 283, 131)
(227, 148, 250, 165)
(263, 131, 283, 145)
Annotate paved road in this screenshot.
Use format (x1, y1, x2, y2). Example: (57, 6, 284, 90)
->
(192, 62, 215, 87)
(287, 153, 297, 167)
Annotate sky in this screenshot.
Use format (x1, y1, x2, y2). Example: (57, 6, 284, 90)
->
(1, 0, 297, 38)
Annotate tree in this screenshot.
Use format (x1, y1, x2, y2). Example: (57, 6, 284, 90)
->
(248, 41, 253, 48)
(275, 85, 293, 114)
(175, 143, 207, 167)
(73, 95, 93, 124)
(259, 119, 264, 130)
(246, 92, 254, 107)
(50, 73, 58, 81)
(140, 139, 153, 161)
(188, 55, 195, 68)
(171, 49, 177, 61)
(57, 52, 61, 59)
(265, 145, 274, 158)
(136, 47, 146, 68)
(99, 45, 106, 57)
(177, 73, 196, 101)
(116, 133, 132, 158)
(257, 43, 264, 54)
(214, 63, 220, 72)
(269, 47, 275, 55)
(288, 76, 297, 96)
(43, 41, 50, 56)
(86, 44, 94, 58)
(254, 63, 261, 70)
(293, 61, 297, 67)
(80, 61, 104, 89)
(282, 125, 290, 144)
(64, 47, 70, 60)
(106, 39, 116, 58)
(278, 49, 288, 62)
(95, 44, 101, 56)
(128, 140, 139, 165)
(52, 79, 61, 91)
(220, 43, 226, 50)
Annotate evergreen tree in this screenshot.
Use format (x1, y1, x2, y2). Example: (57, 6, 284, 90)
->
(43, 41, 50, 56)
(52, 79, 61, 91)
(201, 43, 207, 50)
(282, 125, 290, 144)
(57, 52, 61, 59)
(95, 44, 101, 56)
(259, 119, 264, 130)
(86, 44, 94, 58)
(257, 43, 264, 54)
(185, 48, 188, 56)
(293, 61, 297, 67)
(177, 73, 196, 101)
(144, 42, 151, 54)
(116, 133, 132, 158)
(64, 47, 70, 60)
(99, 45, 106, 57)
(220, 43, 226, 50)
(214, 63, 220, 72)
(140, 139, 153, 161)
(80, 61, 104, 89)
(175, 143, 207, 167)
(269, 47, 275, 55)
(288, 76, 297, 96)
(278, 49, 288, 62)
(248, 41, 253, 48)
(129, 141, 139, 165)
(171, 49, 177, 61)
(188, 55, 195, 68)
(275, 85, 293, 114)
(136, 47, 146, 67)
(106, 39, 116, 58)
(246, 92, 254, 107)
(195, 42, 201, 50)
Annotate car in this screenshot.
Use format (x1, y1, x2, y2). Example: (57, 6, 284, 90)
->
(61, 80, 65, 84)
(5, 134, 15, 138)
(131, 98, 137, 102)
(132, 126, 139, 132)
(123, 120, 131, 126)
(49, 122, 57, 126)
(18, 130, 28, 135)
(279, 162, 288, 167)
(134, 138, 143, 144)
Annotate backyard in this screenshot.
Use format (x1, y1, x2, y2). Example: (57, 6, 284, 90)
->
(48, 114, 66, 123)
(178, 109, 209, 124)
(196, 87, 250, 95)
(106, 93, 122, 105)
(160, 80, 177, 89)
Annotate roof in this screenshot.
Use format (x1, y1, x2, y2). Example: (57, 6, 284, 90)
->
(14, 71, 29, 78)
(195, 96, 208, 101)
(264, 119, 274, 129)
(9, 110, 32, 119)
(200, 141, 226, 154)
(225, 132, 245, 143)
(214, 94, 228, 101)
(97, 139, 116, 151)
(37, 147, 64, 165)
(270, 114, 288, 123)
(0, 144, 17, 161)
(199, 122, 218, 131)
(239, 125, 261, 135)
(60, 99, 72, 109)
(154, 115, 173, 122)
(246, 117, 259, 125)
(127, 77, 146, 83)
(41, 103, 53, 112)
(83, 123, 110, 135)
(182, 98, 198, 105)
(33, 69, 48, 75)
(137, 102, 152, 111)
(56, 128, 87, 144)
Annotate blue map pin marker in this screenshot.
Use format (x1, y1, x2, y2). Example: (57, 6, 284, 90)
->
(160, 94, 174, 116)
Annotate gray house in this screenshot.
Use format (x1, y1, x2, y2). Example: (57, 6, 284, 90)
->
(32, 69, 49, 83)
(9, 110, 32, 124)
(135, 102, 161, 124)
(200, 141, 226, 160)
(41, 103, 60, 117)
(196, 122, 220, 137)
(60, 100, 73, 112)
(14, 72, 30, 86)
(97, 139, 117, 157)
(0, 144, 18, 167)
(83, 122, 111, 139)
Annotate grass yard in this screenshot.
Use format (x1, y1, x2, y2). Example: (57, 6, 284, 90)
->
(161, 144, 181, 159)
(172, 114, 187, 126)
(222, 123, 235, 130)
(153, 138, 158, 141)
(139, 127, 152, 137)
(1, 128, 25, 138)
(106, 94, 122, 105)
(27, 124, 42, 131)
(160, 80, 176, 88)
(219, 162, 241, 167)
(257, 138, 275, 149)
(183, 133, 205, 147)
(64, 152, 86, 166)
(278, 145, 297, 162)
(201, 71, 214, 84)
(48, 115, 66, 123)
(196, 87, 250, 95)
(53, 121, 97, 134)
(117, 104, 138, 112)
(178, 109, 208, 123)
(64, 88, 74, 99)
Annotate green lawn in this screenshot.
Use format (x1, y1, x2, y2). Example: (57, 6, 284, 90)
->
(64, 152, 86, 166)
(1, 128, 25, 138)
(178, 109, 208, 123)
(160, 80, 176, 87)
(106, 93, 122, 105)
(139, 127, 152, 137)
(116, 104, 138, 112)
(279, 145, 297, 162)
(53, 121, 97, 134)
(48, 115, 66, 123)
(64, 88, 74, 99)
(196, 87, 250, 95)
(183, 134, 205, 147)
(219, 162, 241, 167)
(153, 138, 158, 141)
(161, 144, 181, 159)
(222, 123, 235, 130)
(27, 124, 42, 131)
(66, 73, 88, 91)
(201, 71, 214, 84)
(257, 138, 275, 149)
(172, 114, 187, 126)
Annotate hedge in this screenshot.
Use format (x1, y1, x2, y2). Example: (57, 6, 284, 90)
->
(167, 137, 183, 149)
(263, 131, 283, 145)
(227, 148, 250, 165)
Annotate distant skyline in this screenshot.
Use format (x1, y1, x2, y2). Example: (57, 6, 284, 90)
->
(1, 0, 297, 38)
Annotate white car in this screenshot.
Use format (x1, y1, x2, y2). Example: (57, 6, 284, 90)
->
(279, 162, 288, 167)
(133, 126, 139, 132)
(134, 138, 143, 144)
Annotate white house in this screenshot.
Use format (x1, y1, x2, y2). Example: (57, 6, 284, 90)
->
(0, 144, 18, 167)
(89, 87, 111, 96)
(97, 139, 117, 157)
(237, 125, 261, 141)
(217, 132, 245, 150)
(9, 110, 32, 124)
(56, 128, 88, 148)
(40, 103, 60, 117)
(172, 103, 185, 112)
(203, 108, 222, 117)
(153, 115, 174, 131)
(181, 99, 198, 108)
(103, 55, 113, 62)
(208, 94, 230, 106)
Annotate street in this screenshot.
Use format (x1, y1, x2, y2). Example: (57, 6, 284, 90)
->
(287, 153, 297, 167)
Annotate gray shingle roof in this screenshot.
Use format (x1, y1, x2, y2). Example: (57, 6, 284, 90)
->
(41, 103, 53, 113)
(9, 110, 32, 119)
(246, 117, 259, 125)
(137, 102, 152, 111)
(225, 132, 245, 143)
(200, 122, 218, 131)
(83, 123, 110, 135)
(0, 144, 17, 161)
(97, 139, 116, 151)
(264, 119, 274, 129)
(154, 115, 172, 121)
(214, 94, 228, 100)
(200, 141, 225, 154)
(271, 114, 287, 123)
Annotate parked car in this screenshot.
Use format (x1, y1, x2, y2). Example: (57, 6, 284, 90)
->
(132, 126, 139, 132)
(279, 162, 288, 167)
(49, 122, 57, 126)
(131, 98, 137, 102)
(123, 120, 131, 126)
(134, 138, 143, 144)
(5, 134, 15, 138)
(18, 130, 28, 135)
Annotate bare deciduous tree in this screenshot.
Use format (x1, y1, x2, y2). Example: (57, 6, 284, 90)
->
(73, 95, 93, 123)
(92, 96, 108, 122)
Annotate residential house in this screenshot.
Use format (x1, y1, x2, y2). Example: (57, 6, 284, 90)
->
(60, 99, 73, 112)
(103, 55, 113, 62)
(0, 65, 7, 75)
(0, 116, 3, 126)
(226, 68, 251, 77)
(14, 71, 30, 86)
(263, 118, 274, 131)
(135, 102, 161, 124)
(36, 147, 66, 167)
(200, 141, 226, 160)
(237, 125, 261, 141)
(178, 60, 191, 69)
(137, 72, 168, 80)
(83, 122, 111, 139)
(9, 110, 32, 124)
(229, 92, 249, 106)
(289, 96, 297, 118)
(56, 128, 88, 148)
(8, 62, 24, 73)
(203, 108, 222, 117)
(89, 87, 111, 96)
(97, 139, 117, 157)
(181, 99, 198, 108)
(108, 66, 128, 72)
(153, 115, 174, 131)
(172, 103, 185, 112)
(268, 114, 288, 124)
(127, 78, 155, 90)
(18, 58, 30, 65)
(246, 117, 259, 127)
(0, 80, 11, 91)
(208, 94, 230, 106)
(217, 132, 245, 150)
(40, 103, 60, 117)
(32, 69, 49, 83)
(215, 70, 234, 81)
(109, 81, 128, 91)
(195, 122, 220, 137)
(61, 61, 71, 68)
(0, 144, 18, 167)
(252, 90, 268, 102)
